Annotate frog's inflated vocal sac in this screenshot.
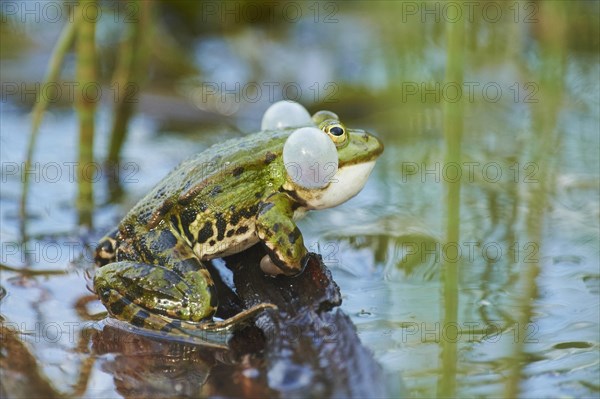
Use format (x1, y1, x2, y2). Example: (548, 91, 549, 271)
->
(93, 102, 384, 333)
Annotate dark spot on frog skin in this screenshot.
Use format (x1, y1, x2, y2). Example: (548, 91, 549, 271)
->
(209, 239, 216, 246)
(226, 230, 234, 237)
(238, 204, 259, 219)
(210, 185, 222, 197)
(160, 324, 174, 332)
(215, 213, 227, 240)
(160, 267, 184, 285)
(180, 208, 198, 242)
(170, 319, 182, 328)
(283, 189, 306, 207)
(147, 199, 175, 229)
(197, 221, 213, 244)
(131, 310, 149, 327)
(273, 223, 280, 233)
(232, 166, 244, 177)
(151, 229, 178, 252)
(176, 258, 201, 274)
(138, 210, 151, 225)
(230, 211, 241, 226)
(119, 223, 135, 238)
(126, 234, 156, 264)
(155, 187, 166, 198)
(255, 191, 262, 199)
(180, 207, 198, 226)
(236, 226, 248, 235)
(265, 151, 276, 164)
(169, 215, 181, 233)
(258, 202, 275, 216)
(288, 227, 301, 244)
(107, 292, 126, 315)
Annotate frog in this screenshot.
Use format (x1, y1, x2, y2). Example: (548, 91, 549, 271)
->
(93, 103, 384, 335)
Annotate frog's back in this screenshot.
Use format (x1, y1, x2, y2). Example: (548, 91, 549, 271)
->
(123, 129, 290, 230)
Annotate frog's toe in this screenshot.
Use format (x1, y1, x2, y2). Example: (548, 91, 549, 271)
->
(260, 255, 286, 276)
(259, 253, 309, 277)
(260, 255, 284, 276)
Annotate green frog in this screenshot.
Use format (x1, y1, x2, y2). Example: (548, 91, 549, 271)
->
(93, 104, 383, 335)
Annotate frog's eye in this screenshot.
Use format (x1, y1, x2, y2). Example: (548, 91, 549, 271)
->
(283, 127, 339, 189)
(323, 122, 348, 147)
(261, 101, 314, 130)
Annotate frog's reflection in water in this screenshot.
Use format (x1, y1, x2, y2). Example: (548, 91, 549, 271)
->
(91, 322, 269, 398)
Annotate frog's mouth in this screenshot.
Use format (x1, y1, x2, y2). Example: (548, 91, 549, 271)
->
(302, 160, 377, 210)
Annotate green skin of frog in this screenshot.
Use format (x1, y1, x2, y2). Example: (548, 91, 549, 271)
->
(93, 110, 383, 334)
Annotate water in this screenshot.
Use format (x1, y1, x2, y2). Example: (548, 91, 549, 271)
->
(1, 2, 599, 398)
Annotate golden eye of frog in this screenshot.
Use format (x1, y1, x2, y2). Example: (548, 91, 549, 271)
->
(93, 101, 384, 335)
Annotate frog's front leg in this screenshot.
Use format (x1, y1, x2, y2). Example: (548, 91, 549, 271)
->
(94, 260, 274, 332)
(255, 192, 309, 276)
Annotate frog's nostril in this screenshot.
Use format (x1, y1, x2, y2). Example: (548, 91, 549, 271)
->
(362, 133, 369, 141)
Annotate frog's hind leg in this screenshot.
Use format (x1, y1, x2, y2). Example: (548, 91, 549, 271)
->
(97, 274, 275, 335)
(99, 286, 175, 332)
(94, 261, 218, 323)
(94, 260, 275, 334)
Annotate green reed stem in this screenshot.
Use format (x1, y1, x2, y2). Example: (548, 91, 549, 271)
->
(75, 0, 98, 228)
(504, 3, 565, 397)
(438, 7, 465, 398)
(106, 0, 151, 174)
(19, 17, 79, 241)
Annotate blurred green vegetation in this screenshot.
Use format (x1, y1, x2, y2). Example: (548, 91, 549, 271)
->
(1, 1, 599, 398)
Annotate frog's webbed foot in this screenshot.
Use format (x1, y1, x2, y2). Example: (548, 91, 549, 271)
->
(256, 192, 309, 276)
(184, 303, 277, 332)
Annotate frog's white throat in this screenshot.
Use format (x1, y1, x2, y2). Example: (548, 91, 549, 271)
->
(292, 161, 377, 210)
